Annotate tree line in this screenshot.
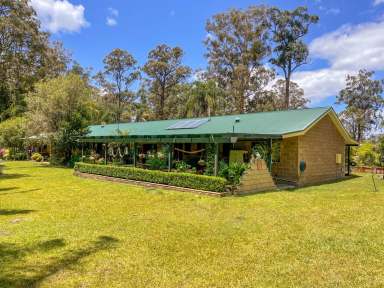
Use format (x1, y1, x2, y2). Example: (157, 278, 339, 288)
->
(0, 1, 383, 164)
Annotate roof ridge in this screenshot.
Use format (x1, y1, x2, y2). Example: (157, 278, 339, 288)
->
(89, 107, 331, 127)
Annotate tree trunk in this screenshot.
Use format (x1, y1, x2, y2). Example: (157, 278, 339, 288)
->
(284, 76, 290, 110)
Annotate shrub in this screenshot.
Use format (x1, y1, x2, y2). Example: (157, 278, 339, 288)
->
(31, 152, 43, 162)
(146, 157, 167, 170)
(0, 148, 6, 159)
(174, 160, 190, 172)
(13, 152, 28, 161)
(218, 161, 249, 185)
(74, 162, 227, 192)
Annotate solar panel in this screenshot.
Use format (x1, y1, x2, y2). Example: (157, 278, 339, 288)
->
(166, 118, 209, 130)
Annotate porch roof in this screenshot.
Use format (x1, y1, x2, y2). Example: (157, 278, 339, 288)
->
(81, 107, 357, 144)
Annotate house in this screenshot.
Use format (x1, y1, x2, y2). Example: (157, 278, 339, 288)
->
(80, 107, 357, 191)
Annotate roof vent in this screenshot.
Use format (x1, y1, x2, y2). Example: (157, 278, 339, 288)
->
(235, 117, 241, 123)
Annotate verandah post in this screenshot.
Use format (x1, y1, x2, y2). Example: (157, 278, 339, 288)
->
(214, 142, 219, 176)
(104, 143, 107, 165)
(269, 138, 273, 172)
(133, 142, 136, 167)
(168, 143, 173, 172)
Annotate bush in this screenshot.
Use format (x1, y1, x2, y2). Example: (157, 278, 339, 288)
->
(218, 161, 249, 185)
(74, 162, 227, 192)
(31, 152, 43, 162)
(146, 157, 167, 170)
(7, 149, 28, 161)
(174, 160, 190, 172)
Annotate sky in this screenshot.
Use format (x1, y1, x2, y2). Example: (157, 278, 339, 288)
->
(29, 0, 384, 112)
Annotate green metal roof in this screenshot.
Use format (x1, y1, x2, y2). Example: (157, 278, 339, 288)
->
(83, 107, 336, 141)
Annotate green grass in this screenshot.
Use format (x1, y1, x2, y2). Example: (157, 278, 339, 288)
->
(0, 161, 383, 288)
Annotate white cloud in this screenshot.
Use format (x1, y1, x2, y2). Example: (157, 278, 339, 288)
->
(294, 19, 384, 103)
(373, 0, 384, 6)
(108, 7, 119, 17)
(106, 17, 117, 27)
(310, 21, 384, 70)
(106, 7, 119, 27)
(30, 0, 89, 33)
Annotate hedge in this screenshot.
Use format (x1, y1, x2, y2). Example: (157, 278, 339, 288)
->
(74, 162, 228, 192)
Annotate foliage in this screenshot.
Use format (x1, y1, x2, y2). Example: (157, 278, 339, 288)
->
(337, 70, 384, 142)
(218, 161, 249, 184)
(0, 117, 26, 149)
(0, 148, 6, 159)
(354, 141, 381, 167)
(174, 161, 191, 172)
(143, 44, 191, 119)
(269, 7, 318, 109)
(272, 80, 309, 110)
(74, 162, 228, 192)
(146, 157, 167, 170)
(95, 49, 140, 123)
(8, 150, 28, 161)
(0, 0, 69, 120)
(204, 143, 216, 176)
(252, 142, 270, 163)
(205, 6, 271, 113)
(31, 152, 43, 162)
(184, 80, 226, 117)
(26, 73, 95, 164)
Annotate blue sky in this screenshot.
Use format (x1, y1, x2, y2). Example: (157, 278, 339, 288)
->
(30, 0, 384, 111)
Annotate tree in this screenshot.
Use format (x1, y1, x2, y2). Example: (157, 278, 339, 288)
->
(26, 73, 95, 164)
(337, 70, 384, 142)
(271, 79, 309, 110)
(0, 117, 26, 151)
(143, 44, 191, 120)
(205, 6, 271, 113)
(354, 142, 380, 167)
(269, 7, 318, 109)
(95, 49, 140, 123)
(0, 0, 69, 120)
(185, 80, 225, 118)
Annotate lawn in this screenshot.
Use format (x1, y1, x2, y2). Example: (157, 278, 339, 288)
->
(0, 161, 383, 288)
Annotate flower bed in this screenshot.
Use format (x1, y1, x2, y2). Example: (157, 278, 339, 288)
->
(74, 162, 228, 192)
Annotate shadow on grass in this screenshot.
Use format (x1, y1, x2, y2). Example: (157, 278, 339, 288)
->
(0, 209, 36, 216)
(237, 175, 364, 197)
(0, 188, 41, 196)
(283, 174, 363, 193)
(0, 187, 18, 192)
(0, 174, 30, 180)
(0, 236, 119, 288)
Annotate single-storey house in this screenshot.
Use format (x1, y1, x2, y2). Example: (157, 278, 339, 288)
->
(80, 107, 357, 192)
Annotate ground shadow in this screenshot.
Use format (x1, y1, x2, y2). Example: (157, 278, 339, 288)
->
(0, 209, 36, 216)
(0, 174, 30, 180)
(283, 174, 363, 193)
(0, 187, 18, 192)
(0, 236, 119, 288)
(0, 188, 41, 197)
(236, 175, 364, 197)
